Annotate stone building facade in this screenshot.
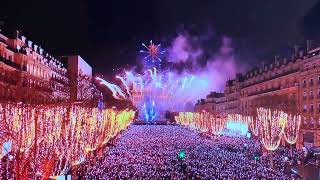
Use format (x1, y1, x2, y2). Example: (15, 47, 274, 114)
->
(195, 42, 320, 149)
(60, 55, 93, 102)
(0, 29, 91, 104)
(195, 92, 225, 114)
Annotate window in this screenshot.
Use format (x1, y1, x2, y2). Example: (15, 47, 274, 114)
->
(303, 132, 314, 143)
(310, 91, 314, 98)
(304, 91, 307, 97)
(304, 117, 307, 124)
(318, 76, 320, 82)
(311, 104, 314, 111)
(304, 105, 307, 111)
(311, 117, 314, 124)
(311, 78, 314, 85)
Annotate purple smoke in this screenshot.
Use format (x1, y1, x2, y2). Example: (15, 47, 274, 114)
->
(167, 34, 203, 63)
(166, 33, 248, 92)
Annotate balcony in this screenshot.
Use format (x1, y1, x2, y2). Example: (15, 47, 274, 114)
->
(215, 100, 227, 104)
(243, 69, 300, 88)
(6, 46, 19, 53)
(51, 76, 68, 85)
(247, 87, 281, 97)
(227, 97, 239, 102)
(0, 56, 23, 70)
(225, 106, 237, 110)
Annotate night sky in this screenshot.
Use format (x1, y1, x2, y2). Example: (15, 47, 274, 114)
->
(1, 0, 320, 74)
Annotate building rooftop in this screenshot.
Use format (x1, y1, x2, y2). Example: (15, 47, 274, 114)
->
(206, 92, 225, 98)
(237, 41, 320, 81)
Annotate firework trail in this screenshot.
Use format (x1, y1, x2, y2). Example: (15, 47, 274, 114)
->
(97, 39, 218, 121)
(97, 68, 209, 114)
(96, 77, 126, 100)
(116, 75, 132, 98)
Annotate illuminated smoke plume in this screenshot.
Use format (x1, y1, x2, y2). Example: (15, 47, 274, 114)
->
(202, 36, 245, 91)
(166, 33, 247, 92)
(98, 31, 249, 120)
(167, 34, 203, 63)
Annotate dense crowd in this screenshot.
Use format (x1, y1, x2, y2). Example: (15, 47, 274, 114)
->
(75, 125, 301, 179)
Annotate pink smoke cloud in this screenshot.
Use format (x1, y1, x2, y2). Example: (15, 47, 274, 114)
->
(166, 34, 248, 92)
(167, 34, 202, 63)
(201, 36, 245, 91)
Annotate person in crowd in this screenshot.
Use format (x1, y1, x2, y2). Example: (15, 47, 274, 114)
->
(73, 125, 301, 179)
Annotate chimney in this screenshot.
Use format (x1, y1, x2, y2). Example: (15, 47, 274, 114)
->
(27, 40, 33, 48)
(299, 50, 304, 58)
(39, 47, 43, 55)
(283, 58, 287, 64)
(273, 55, 279, 66)
(15, 30, 22, 39)
(294, 45, 300, 56)
(307, 40, 314, 52)
(34, 44, 38, 52)
(21, 36, 26, 43)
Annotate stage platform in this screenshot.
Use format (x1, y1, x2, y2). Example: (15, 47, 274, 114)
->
(133, 119, 171, 125)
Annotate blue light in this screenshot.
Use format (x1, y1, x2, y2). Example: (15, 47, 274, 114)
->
(2, 141, 11, 156)
(246, 132, 251, 139)
(225, 121, 248, 136)
(143, 97, 157, 122)
(290, 168, 298, 174)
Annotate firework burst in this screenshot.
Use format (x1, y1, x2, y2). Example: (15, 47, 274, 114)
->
(140, 40, 165, 68)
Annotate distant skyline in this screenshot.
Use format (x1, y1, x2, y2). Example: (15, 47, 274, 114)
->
(1, 0, 320, 74)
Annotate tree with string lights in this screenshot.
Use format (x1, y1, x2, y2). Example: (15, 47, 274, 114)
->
(283, 114, 301, 158)
(248, 116, 259, 137)
(0, 103, 135, 178)
(257, 107, 287, 169)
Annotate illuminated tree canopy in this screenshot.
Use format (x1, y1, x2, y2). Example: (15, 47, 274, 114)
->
(0, 103, 135, 179)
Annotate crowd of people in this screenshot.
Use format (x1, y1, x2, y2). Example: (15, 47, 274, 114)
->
(72, 125, 304, 179)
